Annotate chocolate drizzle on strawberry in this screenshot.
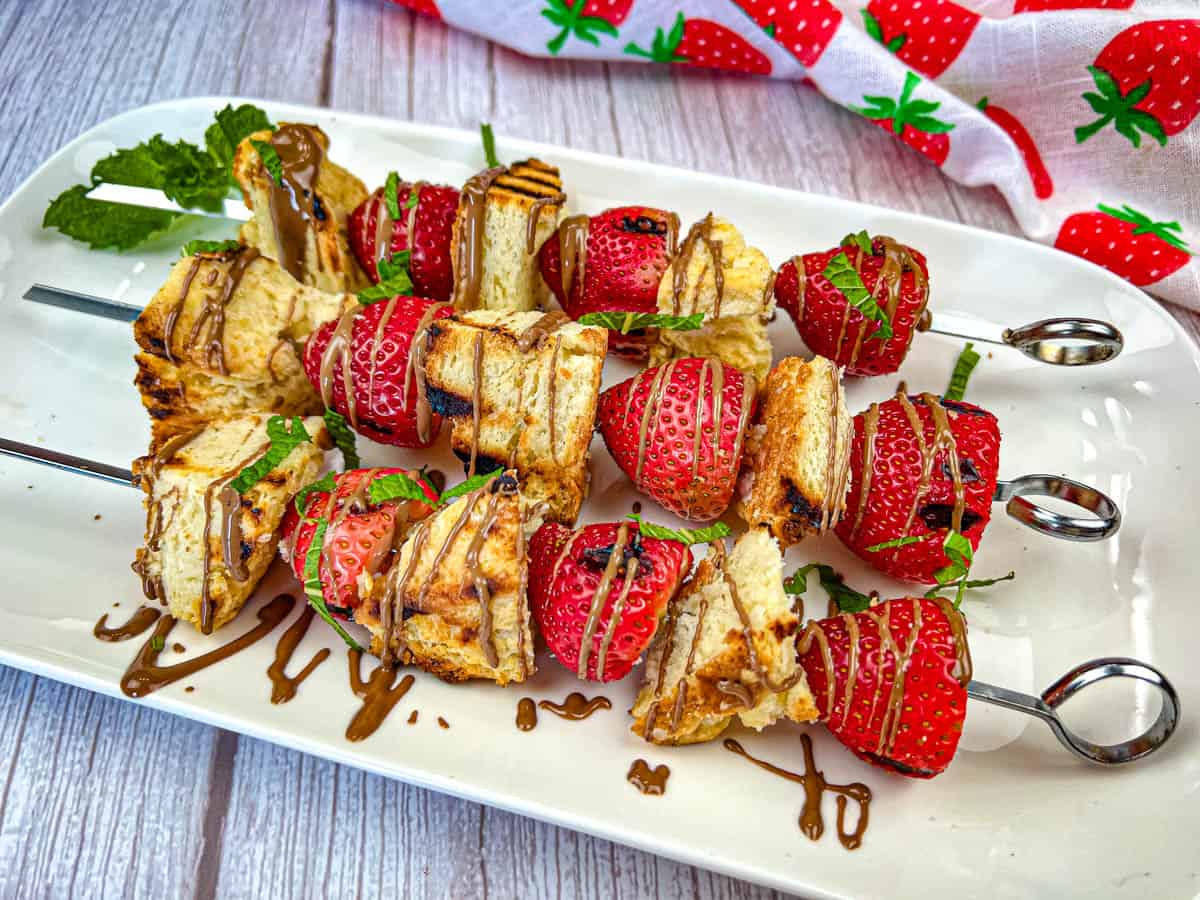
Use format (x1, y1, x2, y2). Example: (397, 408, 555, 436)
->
(556, 214, 590, 300)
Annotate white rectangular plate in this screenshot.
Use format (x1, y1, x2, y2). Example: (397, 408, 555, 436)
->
(2, 98, 1198, 900)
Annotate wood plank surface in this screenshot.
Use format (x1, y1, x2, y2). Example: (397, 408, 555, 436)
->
(0, 1, 1196, 898)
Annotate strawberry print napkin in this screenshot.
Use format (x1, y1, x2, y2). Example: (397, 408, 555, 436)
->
(390, 0, 1200, 310)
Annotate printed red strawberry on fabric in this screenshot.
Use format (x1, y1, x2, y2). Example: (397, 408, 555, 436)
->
(529, 520, 693, 682)
(733, 0, 841, 68)
(1075, 20, 1200, 149)
(977, 97, 1053, 200)
(1055, 204, 1192, 286)
(538, 206, 674, 358)
(543, 0, 633, 55)
(853, 72, 955, 166)
(281, 467, 439, 618)
(862, 0, 979, 79)
(624, 13, 772, 75)
(798, 596, 970, 778)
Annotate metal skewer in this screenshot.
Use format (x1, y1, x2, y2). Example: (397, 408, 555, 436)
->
(928, 312, 1123, 366)
(994, 474, 1121, 541)
(0, 437, 133, 486)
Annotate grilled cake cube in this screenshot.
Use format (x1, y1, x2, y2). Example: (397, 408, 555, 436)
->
(630, 528, 818, 745)
(738, 356, 853, 546)
(450, 160, 565, 311)
(649, 214, 775, 382)
(233, 123, 370, 293)
(133, 248, 349, 451)
(420, 309, 606, 524)
(355, 473, 541, 685)
(131, 413, 329, 634)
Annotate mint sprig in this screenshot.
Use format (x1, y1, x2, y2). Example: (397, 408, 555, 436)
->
(358, 250, 414, 304)
(784, 563, 873, 614)
(625, 514, 730, 545)
(577, 311, 704, 334)
(251, 139, 284, 185)
(440, 470, 502, 505)
(924, 531, 1014, 608)
(821, 251, 893, 342)
(230, 416, 312, 494)
(323, 409, 359, 469)
(302, 517, 363, 651)
(945, 342, 980, 402)
(205, 103, 275, 181)
(294, 471, 336, 516)
(841, 230, 873, 254)
(181, 238, 241, 257)
(384, 171, 402, 220)
(368, 471, 434, 506)
(865, 534, 925, 552)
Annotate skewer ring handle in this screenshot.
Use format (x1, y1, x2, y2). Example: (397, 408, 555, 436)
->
(967, 657, 1180, 765)
(1002, 318, 1123, 366)
(995, 474, 1120, 542)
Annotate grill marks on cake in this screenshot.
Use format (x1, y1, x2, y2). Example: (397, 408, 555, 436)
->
(797, 597, 972, 763)
(265, 124, 327, 282)
(162, 247, 261, 375)
(724, 734, 872, 851)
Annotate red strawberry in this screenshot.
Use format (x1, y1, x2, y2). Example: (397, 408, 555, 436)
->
(977, 97, 1053, 200)
(732, 0, 842, 68)
(348, 181, 459, 301)
(798, 596, 970, 778)
(529, 520, 693, 682)
(597, 358, 756, 520)
(389, 0, 442, 18)
(303, 295, 454, 447)
(624, 13, 773, 76)
(775, 234, 930, 377)
(280, 467, 439, 617)
(835, 392, 1000, 584)
(862, 0, 979, 78)
(855, 72, 955, 166)
(1054, 204, 1191, 287)
(543, 0, 634, 55)
(538, 206, 675, 358)
(1016, 0, 1131, 8)
(1076, 20, 1200, 147)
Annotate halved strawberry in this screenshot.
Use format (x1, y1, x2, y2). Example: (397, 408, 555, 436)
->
(538, 206, 675, 358)
(529, 520, 693, 682)
(799, 596, 970, 778)
(835, 392, 1000, 583)
(776, 233, 930, 377)
(303, 295, 453, 447)
(348, 181, 459, 301)
(597, 357, 756, 520)
(280, 467, 439, 617)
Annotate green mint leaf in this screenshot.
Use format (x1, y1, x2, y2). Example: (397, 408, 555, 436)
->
(151, 635, 165, 652)
(91, 135, 227, 212)
(358, 251, 414, 304)
(405, 190, 419, 210)
(181, 238, 241, 257)
(204, 103, 274, 177)
(251, 139, 283, 185)
(821, 251, 893, 342)
(480, 122, 500, 168)
(230, 416, 312, 494)
(440, 470, 502, 505)
(865, 534, 926, 552)
(376, 250, 412, 282)
(945, 342, 980, 402)
(577, 311, 704, 334)
(784, 563, 872, 614)
(323, 409, 359, 469)
(368, 471, 434, 506)
(302, 517, 363, 651)
(384, 171, 402, 220)
(294, 471, 337, 516)
(841, 230, 873, 254)
(43, 184, 180, 251)
(963, 571, 1015, 590)
(625, 514, 730, 545)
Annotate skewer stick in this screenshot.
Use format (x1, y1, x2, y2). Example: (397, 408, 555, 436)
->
(0, 437, 134, 486)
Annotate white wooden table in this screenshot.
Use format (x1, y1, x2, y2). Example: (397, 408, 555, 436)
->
(1, 2, 1197, 897)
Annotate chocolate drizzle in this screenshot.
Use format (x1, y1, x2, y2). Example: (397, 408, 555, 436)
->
(626, 759, 670, 796)
(556, 214, 590, 298)
(576, 523, 631, 679)
(668, 213, 723, 316)
(346, 648, 415, 741)
(267, 606, 331, 704)
(163, 248, 260, 374)
(121, 594, 294, 698)
(538, 692, 612, 720)
(319, 304, 361, 429)
(453, 167, 506, 309)
(724, 735, 872, 851)
(516, 697, 538, 731)
(525, 193, 567, 254)
(265, 124, 327, 281)
(94, 606, 161, 642)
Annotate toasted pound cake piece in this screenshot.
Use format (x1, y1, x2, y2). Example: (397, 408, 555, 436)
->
(451, 160, 565, 311)
(649, 214, 775, 383)
(233, 123, 370, 293)
(630, 529, 817, 745)
(131, 413, 328, 634)
(420, 309, 606, 524)
(738, 356, 852, 546)
(355, 473, 541, 685)
(133, 247, 349, 450)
